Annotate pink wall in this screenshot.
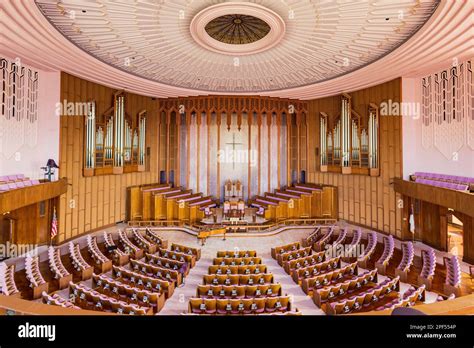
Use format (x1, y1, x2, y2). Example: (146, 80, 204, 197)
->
(0, 60, 60, 180)
(402, 77, 474, 179)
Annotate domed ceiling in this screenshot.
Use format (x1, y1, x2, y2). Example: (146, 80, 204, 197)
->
(34, 0, 440, 93)
(205, 14, 271, 45)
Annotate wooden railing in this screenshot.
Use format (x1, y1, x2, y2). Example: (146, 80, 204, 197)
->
(127, 218, 337, 234)
(393, 178, 474, 218)
(0, 178, 68, 214)
(127, 220, 186, 227)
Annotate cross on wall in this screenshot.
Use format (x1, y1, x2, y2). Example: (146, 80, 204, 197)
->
(225, 133, 243, 170)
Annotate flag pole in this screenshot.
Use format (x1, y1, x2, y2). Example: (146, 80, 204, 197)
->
(50, 206, 58, 247)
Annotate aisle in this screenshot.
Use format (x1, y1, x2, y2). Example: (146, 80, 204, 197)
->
(156, 228, 323, 315)
(157, 253, 213, 315)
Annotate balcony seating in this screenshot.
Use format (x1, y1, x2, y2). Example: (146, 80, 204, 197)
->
(47, 247, 72, 289)
(86, 236, 112, 273)
(170, 243, 201, 261)
(413, 172, 474, 185)
(326, 276, 400, 315)
(301, 262, 359, 295)
(188, 296, 291, 315)
(103, 232, 129, 266)
(271, 242, 300, 259)
(443, 255, 462, 296)
(357, 231, 377, 268)
(395, 242, 414, 282)
(118, 229, 144, 259)
(213, 257, 262, 266)
(0, 262, 20, 297)
(25, 254, 48, 299)
(155, 248, 196, 268)
(42, 292, 80, 310)
(0, 174, 28, 182)
(375, 235, 395, 275)
(143, 228, 168, 248)
(290, 257, 342, 284)
(130, 228, 157, 254)
(130, 259, 182, 286)
(313, 269, 378, 307)
(277, 246, 312, 266)
(411, 172, 473, 191)
(208, 264, 268, 275)
(416, 178, 469, 191)
(283, 251, 327, 274)
(112, 265, 174, 298)
(68, 243, 93, 280)
(196, 284, 282, 299)
(0, 174, 41, 192)
(216, 250, 257, 258)
(92, 273, 165, 313)
(417, 248, 436, 289)
(377, 285, 426, 311)
(203, 274, 274, 286)
(68, 281, 152, 315)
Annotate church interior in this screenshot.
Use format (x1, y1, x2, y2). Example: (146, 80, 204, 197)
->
(0, 0, 473, 327)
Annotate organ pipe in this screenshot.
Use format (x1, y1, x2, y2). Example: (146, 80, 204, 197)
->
(318, 94, 378, 175)
(352, 119, 359, 162)
(85, 101, 96, 168)
(368, 106, 378, 169)
(341, 96, 350, 167)
(320, 113, 327, 166)
(133, 129, 138, 162)
(114, 95, 125, 167)
(84, 91, 147, 175)
(333, 120, 341, 161)
(105, 117, 113, 160)
(124, 119, 132, 163)
(139, 114, 146, 166)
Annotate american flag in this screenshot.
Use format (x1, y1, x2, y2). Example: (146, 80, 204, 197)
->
(51, 207, 58, 239)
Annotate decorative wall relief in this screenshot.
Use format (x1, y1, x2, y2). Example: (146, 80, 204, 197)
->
(421, 59, 473, 159)
(0, 57, 39, 159)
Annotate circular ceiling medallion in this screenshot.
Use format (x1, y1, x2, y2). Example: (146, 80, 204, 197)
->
(190, 2, 286, 56)
(205, 14, 271, 45)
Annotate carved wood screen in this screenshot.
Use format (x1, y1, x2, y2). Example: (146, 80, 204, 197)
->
(84, 91, 147, 176)
(320, 93, 380, 176)
(157, 95, 308, 198)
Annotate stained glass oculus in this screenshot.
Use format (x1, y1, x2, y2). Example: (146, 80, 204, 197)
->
(205, 14, 271, 45)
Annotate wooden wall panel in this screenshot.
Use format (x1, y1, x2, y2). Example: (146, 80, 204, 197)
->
(307, 78, 402, 237)
(58, 73, 160, 243)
